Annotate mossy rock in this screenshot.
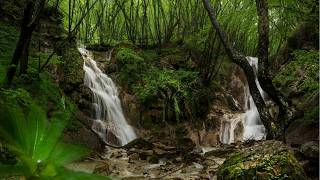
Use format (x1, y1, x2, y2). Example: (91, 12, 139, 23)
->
(273, 50, 318, 104)
(115, 47, 144, 67)
(115, 47, 146, 89)
(217, 141, 306, 180)
(60, 42, 84, 89)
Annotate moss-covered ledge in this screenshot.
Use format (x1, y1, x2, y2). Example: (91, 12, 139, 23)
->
(217, 141, 306, 180)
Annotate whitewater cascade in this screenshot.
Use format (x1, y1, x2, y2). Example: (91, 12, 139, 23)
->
(219, 114, 244, 144)
(79, 47, 137, 146)
(242, 57, 266, 141)
(220, 57, 266, 144)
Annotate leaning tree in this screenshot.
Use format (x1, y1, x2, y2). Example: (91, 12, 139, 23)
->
(201, 0, 298, 140)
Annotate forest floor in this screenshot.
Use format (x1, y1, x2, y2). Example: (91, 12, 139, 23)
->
(68, 148, 224, 179)
(67, 143, 231, 179)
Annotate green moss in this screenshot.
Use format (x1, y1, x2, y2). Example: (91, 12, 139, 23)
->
(116, 47, 144, 66)
(0, 65, 7, 84)
(273, 50, 319, 100)
(138, 49, 158, 62)
(133, 67, 198, 103)
(114, 46, 214, 123)
(296, 105, 319, 126)
(159, 47, 182, 56)
(184, 26, 211, 52)
(60, 43, 84, 85)
(0, 23, 18, 60)
(0, 88, 33, 109)
(217, 141, 306, 180)
(116, 47, 147, 89)
(0, 73, 76, 124)
(0, 22, 77, 129)
(133, 67, 200, 122)
(0, 22, 19, 83)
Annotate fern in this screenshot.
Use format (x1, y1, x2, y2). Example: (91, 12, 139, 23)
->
(0, 103, 109, 179)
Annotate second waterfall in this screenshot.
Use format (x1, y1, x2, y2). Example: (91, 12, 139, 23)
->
(220, 57, 267, 144)
(79, 47, 137, 146)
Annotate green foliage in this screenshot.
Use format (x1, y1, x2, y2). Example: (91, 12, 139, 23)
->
(0, 90, 107, 179)
(273, 50, 319, 100)
(138, 50, 158, 62)
(0, 65, 6, 84)
(296, 106, 319, 126)
(133, 67, 199, 122)
(0, 20, 106, 179)
(0, 22, 19, 83)
(0, 22, 18, 61)
(116, 47, 144, 66)
(185, 26, 211, 52)
(71, 0, 312, 57)
(290, 50, 319, 92)
(116, 48, 143, 67)
(60, 42, 84, 85)
(116, 47, 146, 88)
(8, 70, 77, 126)
(133, 67, 198, 103)
(115, 46, 216, 122)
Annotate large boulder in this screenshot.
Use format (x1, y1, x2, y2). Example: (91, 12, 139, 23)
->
(217, 141, 306, 180)
(299, 141, 319, 178)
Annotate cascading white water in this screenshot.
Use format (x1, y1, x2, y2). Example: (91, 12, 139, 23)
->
(219, 114, 244, 144)
(79, 47, 137, 146)
(242, 57, 266, 141)
(219, 57, 266, 144)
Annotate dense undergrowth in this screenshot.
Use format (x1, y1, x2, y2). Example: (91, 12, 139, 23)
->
(0, 90, 99, 179)
(115, 46, 215, 124)
(273, 50, 319, 98)
(0, 19, 108, 179)
(273, 49, 319, 126)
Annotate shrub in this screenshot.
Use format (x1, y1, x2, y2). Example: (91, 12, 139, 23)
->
(273, 50, 319, 99)
(0, 99, 107, 179)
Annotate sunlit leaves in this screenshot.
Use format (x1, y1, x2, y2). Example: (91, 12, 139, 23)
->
(0, 97, 104, 178)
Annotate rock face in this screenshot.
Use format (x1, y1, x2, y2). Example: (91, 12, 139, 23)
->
(217, 141, 306, 180)
(296, 141, 319, 178)
(228, 65, 247, 109)
(50, 45, 107, 152)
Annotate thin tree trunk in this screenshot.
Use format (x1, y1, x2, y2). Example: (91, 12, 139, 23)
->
(40, 0, 99, 72)
(55, 0, 61, 10)
(202, 0, 275, 139)
(6, 0, 45, 85)
(19, 35, 32, 74)
(256, 0, 295, 140)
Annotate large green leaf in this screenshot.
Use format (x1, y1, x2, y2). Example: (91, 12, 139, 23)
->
(0, 163, 28, 178)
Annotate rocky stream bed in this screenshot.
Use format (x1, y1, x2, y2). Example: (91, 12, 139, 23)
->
(66, 139, 311, 180)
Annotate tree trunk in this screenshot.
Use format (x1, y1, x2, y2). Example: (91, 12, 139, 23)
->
(255, 0, 296, 140)
(6, 0, 46, 85)
(201, 0, 275, 139)
(6, 2, 33, 84)
(19, 29, 33, 75)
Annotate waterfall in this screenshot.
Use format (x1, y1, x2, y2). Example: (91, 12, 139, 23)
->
(219, 114, 244, 144)
(242, 57, 266, 141)
(220, 57, 266, 144)
(79, 47, 137, 146)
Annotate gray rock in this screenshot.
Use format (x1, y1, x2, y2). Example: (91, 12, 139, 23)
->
(301, 141, 319, 160)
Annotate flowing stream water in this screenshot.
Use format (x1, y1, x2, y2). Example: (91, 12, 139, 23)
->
(79, 47, 137, 146)
(220, 57, 266, 144)
(242, 57, 266, 141)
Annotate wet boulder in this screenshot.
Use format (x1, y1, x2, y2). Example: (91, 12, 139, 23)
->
(301, 141, 319, 160)
(217, 141, 306, 180)
(299, 141, 319, 178)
